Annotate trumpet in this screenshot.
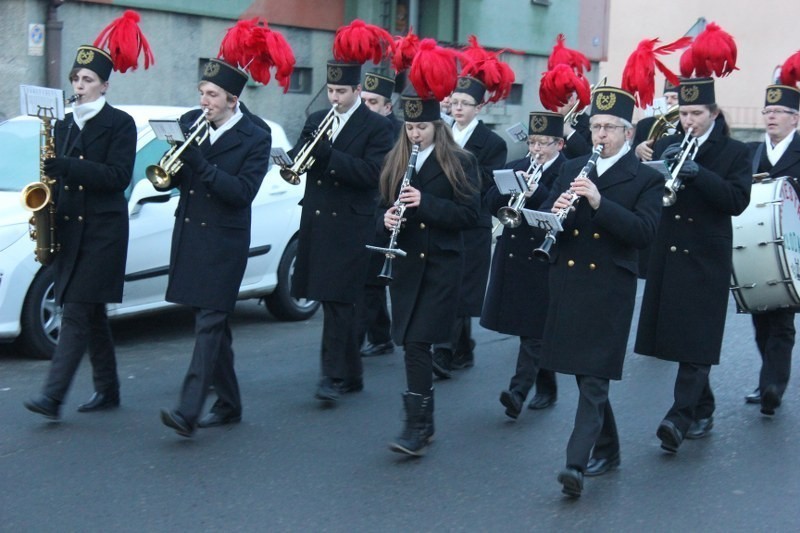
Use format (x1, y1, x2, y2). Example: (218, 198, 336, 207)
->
(366, 143, 420, 282)
(145, 110, 210, 189)
(496, 156, 544, 229)
(563, 77, 607, 126)
(533, 144, 604, 262)
(662, 127, 699, 207)
(646, 104, 679, 142)
(280, 106, 338, 185)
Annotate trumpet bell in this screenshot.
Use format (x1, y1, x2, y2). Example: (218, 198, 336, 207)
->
(663, 187, 677, 207)
(497, 206, 523, 229)
(146, 164, 172, 189)
(279, 167, 302, 185)
(21, 182, 51, 211)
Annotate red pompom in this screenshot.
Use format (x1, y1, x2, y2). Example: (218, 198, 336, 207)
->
(408, 39, 458, 101)
(539, 64, 590, 112)
(686, 22, 738, 77)
(93, 10, 154, 73)
(392, 29, 420, 73)
(458, 35, 517, 103)
(547, 34, 590, 75)
(333, 19, 393, 65)
(622, 37, 691, 108)
(779, 50, 800, 87)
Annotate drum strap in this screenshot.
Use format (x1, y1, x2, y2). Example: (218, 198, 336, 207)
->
(752, 142, 766, 175)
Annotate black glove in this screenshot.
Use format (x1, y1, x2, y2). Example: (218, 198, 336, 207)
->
(660, 142, 682, 162)
(677, 159, 699, 182)
(310, 137, 332, 161)
(43, 157, 72, 178)
(179, 142, 205, 172)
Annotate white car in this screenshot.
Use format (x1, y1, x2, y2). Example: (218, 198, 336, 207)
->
(0, 105, 318, 359)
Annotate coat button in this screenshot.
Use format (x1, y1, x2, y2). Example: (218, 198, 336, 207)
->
(670, 246, 677, 252)
(674, 214, 681, 220)
(688, 218, 694, 223)
(78, 185, 84, 191)
(201, 222, 207, 227)
(189, 189, 195, 195)
(508, 253, 514, 258)
(567, 259, 575, 267)
(589, 263, 596, 270)
(77, 216, 83, 222)
(419, 223, 426, 229)
(185, 217, 190, 223)
(573, 229, 579, 237)
(332, 212, 337, 217)
(315, 210, 320, 215)
(206, 193, 211, 198)
(510, 234, 516, 239)
(64, 215, 69, 221)
(317, 180, 322, 186)
(334, 182, 340, 187)
(64, 185, 70, 191)
(683, 249, 689, 254)
(593, 233, 600, 239)
(419, 253, 425, 259)
(331, 170, 336, 175)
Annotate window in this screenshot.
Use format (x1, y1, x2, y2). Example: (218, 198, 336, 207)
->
(531, 0, 551, 5)
(287, 67, 312, 94)
(508, 84, 523, 105)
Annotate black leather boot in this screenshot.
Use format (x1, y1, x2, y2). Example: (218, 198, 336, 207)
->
(77, 390, 120, 412)
(24, 395, 62, 420)
(389, 392, 433, 457)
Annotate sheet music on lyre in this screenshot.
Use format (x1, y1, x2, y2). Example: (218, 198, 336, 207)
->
(19, 85, 65, 120)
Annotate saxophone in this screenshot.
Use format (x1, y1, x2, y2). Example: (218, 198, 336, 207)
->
(20, 110, 60, 266)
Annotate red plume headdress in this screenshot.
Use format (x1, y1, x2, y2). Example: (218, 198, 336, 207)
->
(621, 36, 692, 108)
(547, 34, 591, 75)
(680, 22, 738, 78)
(408, 38, 459, 101)
(333, 19, 394, 65)
(218, 18, 296, 92)
(539, 64, 591, 112)
(392, 28, 420, 73)
(780, 50, 800, 87)
(93, 10, 154, 73)
(458, 35, 516, 103)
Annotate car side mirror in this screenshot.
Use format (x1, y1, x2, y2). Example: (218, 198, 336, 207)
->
(128, 179, 172, 217)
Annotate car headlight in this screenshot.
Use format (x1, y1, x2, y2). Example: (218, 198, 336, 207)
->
(0, 223, 28, 252)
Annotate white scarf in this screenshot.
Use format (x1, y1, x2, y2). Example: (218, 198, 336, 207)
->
(766, 130, 795, 167)
(72, 97, 106, 129)
(209, 108, 244, 145)
(451, 117, 479, 148)
(596, 143, 630, 177)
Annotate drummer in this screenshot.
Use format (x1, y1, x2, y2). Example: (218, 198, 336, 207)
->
(743, 79, 800, 415)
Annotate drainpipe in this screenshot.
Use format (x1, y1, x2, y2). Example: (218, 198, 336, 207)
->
(45, 0, 65, 89)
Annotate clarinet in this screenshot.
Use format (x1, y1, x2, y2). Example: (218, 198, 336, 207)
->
(366, 143, 421, 281)
(532, 144, 604, 262)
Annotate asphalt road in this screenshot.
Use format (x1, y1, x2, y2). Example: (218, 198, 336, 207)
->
(1, 283, 798, 531)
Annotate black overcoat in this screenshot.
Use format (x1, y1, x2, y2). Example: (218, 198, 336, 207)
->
(562, 114, 592, 160)
(635, 116, 752, 364)
(387, 151, 481, 344)
(290, 104, 393, 303)
(163, 110, 271, 313)
(539, 150, 663, 380)
(52, 103, 135, 305)
(748, 131, 800, 180)
(480, 153, 565, 337)
(459, 121, 508, 316)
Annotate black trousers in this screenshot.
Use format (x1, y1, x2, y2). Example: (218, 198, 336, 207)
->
(433, 316, 473, 355)
(321, 301, 362, 381)
(404, 341, 433, 394)
(566, 375, 618, 470)
(752, 310, 794, 399)
(665, 362, 715, 434)
(356, 284, 392, 347)
(43, 302, 118, 403)
(508, 336, 558, 399)
(176, 308, 240, 425)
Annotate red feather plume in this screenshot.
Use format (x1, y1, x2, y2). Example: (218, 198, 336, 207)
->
(679, 46, 694, 78)
(686, 22, 738, 77)
(218, 19, 256, 68)
(547, 34, 590, 75)
(392, 28, 419, 73)
(333, 19, 393, 65)
(539, 64, 590, 112)
(93, 10, 154, 73)
(779, 50, 800, 87)
(408, 38, 458, 101)
(218, 18, 296, 92)
(622, 37, 692, 108)
(459, 35, 516, 103)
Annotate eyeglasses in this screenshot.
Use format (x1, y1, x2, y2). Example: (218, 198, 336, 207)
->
(527, 140, 557, 147)
(450, 100, 477, 108)
(589, 123, 626, 132)
(761, 108, 798, 116)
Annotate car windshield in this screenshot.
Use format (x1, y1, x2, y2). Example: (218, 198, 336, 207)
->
(0, 119, 40, 192)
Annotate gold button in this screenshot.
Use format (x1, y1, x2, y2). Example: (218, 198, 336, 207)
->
(508, 253, 514, 258)
(331, 170, 336, 175)
(315, 210, 320, 215)
(589, 263, 596, 270)
(573, 229, 579, 237)
(77, 216, 83, 222)
(200, 222, 207, 227)
(184, 217, 190, 223)
(510, 234, 516, 239)
(670, 246, 677, 252)
(419, 253, 425, 259)
(78, 185, 84, 191)
(64, 215, 69, 221)
(688, 218, 694, 223)
(593, 233, 600, 239)
(674, 214, 681, 220)
(332, 212, 337, 217)
(317, 180, 322, 186)
(64, 185, 70, 191)
(189, 189, 195, 195)
(568, 260, 575, 267)
(419, 223, 426, 229)
(683, 249, 689, 254)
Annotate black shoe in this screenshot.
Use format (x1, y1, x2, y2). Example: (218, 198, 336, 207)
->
(77, 391, 120, 413)
(315, 377, 339, 403)
(197, 411, 242, 428)
(557, 468, 583, 498)
(337, 377, 364, 394)
(431, 349, 452, 379)
(656, 419, 683, 453)
(527, 392, 557, 410)
(499, 390, 524, 420)
(160, 409, 195, 438)
(686, 416, 714, 439)
(761, 385, 781, 415)
(23, 396, 61, 420)
(745, 388, 761, 404)
(585, 454, 620, 477)
(450, 351, 474, 370)
(361, 342, 394, 357)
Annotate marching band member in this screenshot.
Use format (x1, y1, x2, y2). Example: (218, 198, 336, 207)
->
(744, 56, 800, 415)
(635, 24, 752, 452)
(431, 37, 511, 376)
(24, 11, 153, 420)
(159, 20, 292, 437)
(289, 21, 394, 404)
(633, 79, 680, 162)
(482, 111, 564, 418)
(379, 40, 480, 455)
(539, 86, 662, 497)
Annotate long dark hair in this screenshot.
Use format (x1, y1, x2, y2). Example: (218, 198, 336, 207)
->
(379, 120, 477, 204)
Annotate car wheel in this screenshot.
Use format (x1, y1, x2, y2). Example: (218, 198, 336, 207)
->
(265, 238, 320, 321)
(17, 266, 60, 360)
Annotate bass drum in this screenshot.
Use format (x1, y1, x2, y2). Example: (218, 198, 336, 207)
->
(731, 176, 800, 312)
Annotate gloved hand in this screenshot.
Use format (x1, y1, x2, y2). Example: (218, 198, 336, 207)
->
(43, 157, 72, 178)
(310, 137, 332, 161)
(179, 143, 205, 172)
(660, 142, 682, 162)
(677, 159, 699, 182)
